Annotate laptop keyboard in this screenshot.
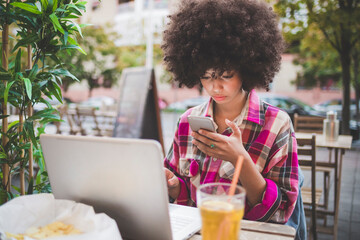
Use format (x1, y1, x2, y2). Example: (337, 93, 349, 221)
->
(170, 214, 194, 233)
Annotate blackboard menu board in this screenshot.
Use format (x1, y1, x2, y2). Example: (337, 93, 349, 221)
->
(113, 67, 164, 152)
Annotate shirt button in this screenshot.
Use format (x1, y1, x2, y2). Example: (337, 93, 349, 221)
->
(189, 160, 199, 176)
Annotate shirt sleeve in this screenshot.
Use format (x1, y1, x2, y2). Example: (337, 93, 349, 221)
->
(244, 121, 299, 223)
(163, 120, 191, 205)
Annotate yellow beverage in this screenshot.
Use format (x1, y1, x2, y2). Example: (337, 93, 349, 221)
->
(200, 200, 244, 240)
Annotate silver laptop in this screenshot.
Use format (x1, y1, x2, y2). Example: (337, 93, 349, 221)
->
(40, 134, 201, 240)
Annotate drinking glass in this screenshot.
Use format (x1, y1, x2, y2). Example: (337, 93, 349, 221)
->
(197, 183, 246, 240)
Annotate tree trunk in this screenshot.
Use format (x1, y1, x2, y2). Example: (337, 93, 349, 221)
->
(353, 50, 359, 122)
(1, 24, 10, 193)
(340, 42, 351, 135)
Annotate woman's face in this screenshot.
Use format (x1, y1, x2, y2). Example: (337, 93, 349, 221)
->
(200, 69, 243, 105)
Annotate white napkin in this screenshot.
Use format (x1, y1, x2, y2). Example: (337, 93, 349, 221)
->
(0, 193, 122, 240)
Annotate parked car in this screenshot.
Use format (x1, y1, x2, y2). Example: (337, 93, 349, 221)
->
(78, 96, 117, 111)
(257, 93, 325, 122)
(166, 96, 210, 112)
(313, 98, 359, 120)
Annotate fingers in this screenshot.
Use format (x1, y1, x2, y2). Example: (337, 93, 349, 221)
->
(191, 132, 215, 147)
(168, 175, 179, 187)
(192, 138, 217, 157)
(225, 119, 241, 137)
(164, 168, 179, 187)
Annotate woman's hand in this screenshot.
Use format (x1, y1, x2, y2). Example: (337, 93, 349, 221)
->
(191, 119, 247, 165)
(164, 168, 180, 200)
(192, 119, 267, 206)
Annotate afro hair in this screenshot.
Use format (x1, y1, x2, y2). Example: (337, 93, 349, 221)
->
(161, 0, 286, 91)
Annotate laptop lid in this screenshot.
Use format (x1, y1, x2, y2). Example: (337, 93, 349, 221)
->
(40, 134, 177, 240)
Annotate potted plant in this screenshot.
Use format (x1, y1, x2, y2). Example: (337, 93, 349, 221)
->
(0, 0, 87, 203)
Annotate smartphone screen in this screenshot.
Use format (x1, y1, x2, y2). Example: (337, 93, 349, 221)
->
(187, 116, 216, 132)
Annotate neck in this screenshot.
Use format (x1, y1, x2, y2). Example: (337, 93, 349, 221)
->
(214, 90, 247, 121)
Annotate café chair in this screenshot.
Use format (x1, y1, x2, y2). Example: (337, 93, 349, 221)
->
(75, 106, 102, 136)
(54, 104, 70, 134)
(297, 134, 319, 240)
(294, 113, 331, 215)
(293, 113, 324, 134)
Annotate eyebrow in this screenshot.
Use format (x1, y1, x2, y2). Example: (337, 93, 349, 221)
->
(203, 70, 234, 75)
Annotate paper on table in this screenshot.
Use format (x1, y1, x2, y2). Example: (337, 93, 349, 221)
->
(0, 193, 122, 240)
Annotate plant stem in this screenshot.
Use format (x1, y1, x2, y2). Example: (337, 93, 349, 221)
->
(27, 44, 33, 181)
(1, 23, 10, 195)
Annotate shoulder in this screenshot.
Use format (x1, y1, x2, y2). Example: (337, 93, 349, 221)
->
(179, 101, 208, 123)
(261, 100, 292, 132)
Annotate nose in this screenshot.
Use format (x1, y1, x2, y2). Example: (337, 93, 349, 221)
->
(212, 79, 223, 93)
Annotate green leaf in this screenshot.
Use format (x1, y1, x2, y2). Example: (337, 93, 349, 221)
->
(11, 185, 21, 194)
(70, 21, 83, 38)
(67, 4, 82, 15)
(36, 170, 42, 185)
(51, 68, 79, 81)
(23, 78, 32, 100)
(8, 120, 19, 130)
(52, 0, 58, 12)
(49, 13, 65, 34)
(0, 115, 10, 120)
(75, 2, 86, 11)
(29, 64, 39, 80)
(11, 2, 42, 14)
(28, 108, 56, 121)
(51, 81, 63, 102)
(4, 81, 15, 105)
(68, 37, 86, 55)
(40, 0, 48, 11)
(24, 122, 38, 148)
(0, 72, 12, 81)
(12, 34, 39, 52)
(0, 152, 6, 158)
(35, 2, 42, 12)
(64, 31, 69, 44)
(15, 49, 22, 73)
(47, 82, 62, 102)
(27, 177, 34, 194)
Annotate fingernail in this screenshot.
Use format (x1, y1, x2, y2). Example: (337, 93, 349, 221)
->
(198, 130, 203, 134)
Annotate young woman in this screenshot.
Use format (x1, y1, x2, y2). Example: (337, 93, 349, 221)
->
(161, 0, 306, 239)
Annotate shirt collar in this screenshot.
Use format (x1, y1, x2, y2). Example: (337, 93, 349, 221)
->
(204, 89, 264, 126)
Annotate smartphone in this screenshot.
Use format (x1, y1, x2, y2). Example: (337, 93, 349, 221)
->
(187, 116, 216, 132)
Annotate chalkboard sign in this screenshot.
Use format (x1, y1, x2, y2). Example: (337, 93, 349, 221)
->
(113, 67, 164, 153)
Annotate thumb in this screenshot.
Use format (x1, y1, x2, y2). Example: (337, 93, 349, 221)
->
(168, 175, 179, 187)
(225, 119, 241, 137)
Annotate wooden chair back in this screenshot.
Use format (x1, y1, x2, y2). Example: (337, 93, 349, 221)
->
(55, 104, 68, 134)
(75, 106, 101, 136)
(297, 134, 317, 240)
(294, 113, 324, 134)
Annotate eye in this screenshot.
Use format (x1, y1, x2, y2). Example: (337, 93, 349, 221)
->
(200, 76, 211, 80)
(222, 74, 234, 79)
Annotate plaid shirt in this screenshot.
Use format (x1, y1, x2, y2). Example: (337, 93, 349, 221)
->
(164, 90, 299, 223)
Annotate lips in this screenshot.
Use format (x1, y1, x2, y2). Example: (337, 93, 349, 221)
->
(213, 96, 226, 101)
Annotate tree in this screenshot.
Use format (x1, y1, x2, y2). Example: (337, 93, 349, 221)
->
(294, 24, 342, 89)
(55, 25, 122, 97)
(274, 0, 360, 134)
(55, 26, 165, 97)
(0, 0, 85, 202)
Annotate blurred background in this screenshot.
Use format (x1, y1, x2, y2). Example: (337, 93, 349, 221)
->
(50, 0, 359, 145)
